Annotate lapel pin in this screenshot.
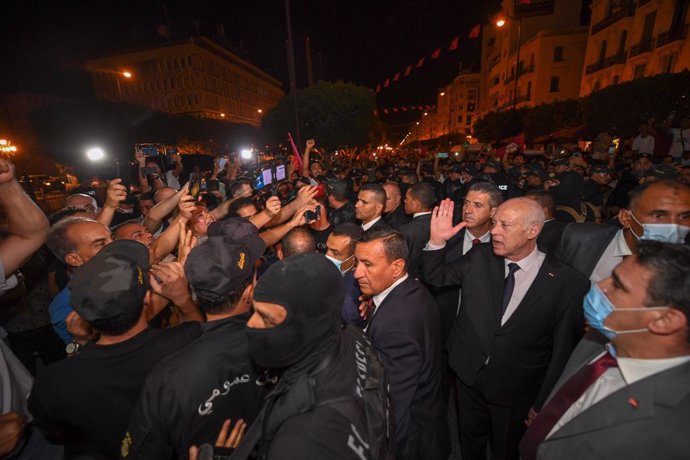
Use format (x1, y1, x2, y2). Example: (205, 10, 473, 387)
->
(548, 272, 554, 277)
(628, 397, 639, 409)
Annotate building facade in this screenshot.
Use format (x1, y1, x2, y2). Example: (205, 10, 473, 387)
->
(479, 0, 588, 116)
(580, 0, 690, 97)
(86, 37, 284, 127)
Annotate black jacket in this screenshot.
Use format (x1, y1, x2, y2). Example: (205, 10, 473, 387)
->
(329, 201, 356, 227)
(399, 213, 432, 280)
(123, 314, 270, 459)
(554, 223, 619, 278)
(366, 277, 449, 459)
(385, 204, 411, 230)
(537, 219, 567, 255)
(422, 244, 589, 409)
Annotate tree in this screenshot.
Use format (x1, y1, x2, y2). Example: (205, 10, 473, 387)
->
(261, 81, 376, 150)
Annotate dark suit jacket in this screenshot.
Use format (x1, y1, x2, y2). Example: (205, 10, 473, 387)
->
(531, 332, 690, 459)
(363, 216, 387, 232)
(422, 244, 590, 409)
(554, 223, 619, 278)
(399, 213, 432, 280)
(537, 219, 567, 254)
(385, 204, 411, 230)
(366, 277, 449, 460)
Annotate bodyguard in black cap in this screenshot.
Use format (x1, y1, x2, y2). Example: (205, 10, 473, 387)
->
(28, 240, 201, 459)
(123, 218, 272, 459)
(236, 252, 394, 459)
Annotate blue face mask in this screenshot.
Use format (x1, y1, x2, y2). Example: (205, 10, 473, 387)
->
(629, 212, 690, 244)
(583, 284, 668, 340)
(325, 254, 354, 275)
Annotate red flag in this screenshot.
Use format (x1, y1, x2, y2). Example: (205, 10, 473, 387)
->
(449, 36, 459, 51)
(375, 83, 381, 93)
(393, 72, 400, 82)
(425, 105, 431, 109)
(373, 109, 378, 116)
(392, 108, 399, 113)
(431, 48, 441, 59)
(383, 108, 389, 115)
(404, 65, 412, 76)
(468, 24, 481, 38)
(401, 107, 407, 112)
(417, 105, 423, 110)
(384, 78, 390, 87)
(288, 133, 302, 170)
(416, 57, 425, 68)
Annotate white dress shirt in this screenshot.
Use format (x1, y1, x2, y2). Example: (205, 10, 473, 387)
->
(365, 274, 409, 332)
(413, 211, 431, 218)
(462, 229, 491, 255)
(501, 247, 546, 325)
(548, 350, 690, 438)
(362, 215, 383, 231)
(590, 229, 632, 283)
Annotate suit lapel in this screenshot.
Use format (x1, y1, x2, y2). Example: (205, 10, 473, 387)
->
(501, 256, 558, 328)
(368, 277, 409, 331)
(546, 361, 690, 441)
(490, 253, 505, 324)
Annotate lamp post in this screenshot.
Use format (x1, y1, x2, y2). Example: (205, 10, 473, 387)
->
(115, 70, 133, 99)
(496, 15, 522, 110)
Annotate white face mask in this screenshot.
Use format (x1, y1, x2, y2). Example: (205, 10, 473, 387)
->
(629, 212, 690, 244)
(325, 254, 355, 275)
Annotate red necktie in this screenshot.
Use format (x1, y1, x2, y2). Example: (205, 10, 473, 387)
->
(520, 352, 618, 460)
(472, 238, 481, 245)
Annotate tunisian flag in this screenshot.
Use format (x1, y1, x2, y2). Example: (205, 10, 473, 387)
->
(468, 24, 481, 38)
(449, 36, 459, 51)
(431, 47, 441, 59)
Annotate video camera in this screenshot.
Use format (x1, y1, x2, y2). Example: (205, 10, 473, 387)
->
(135, 143, 178, 172)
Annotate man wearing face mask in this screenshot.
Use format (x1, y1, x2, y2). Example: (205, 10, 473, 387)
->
(325, 223, 365, 327)
(239, 252, 394, 460)
(555, 179, 690, 282)
(520, 241, 690, 459)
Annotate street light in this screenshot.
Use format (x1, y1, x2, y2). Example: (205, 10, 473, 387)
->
(257, 109, 263, 114)
(122, 71, 133, 79)
(495, 14, 521, 110)
(86, 147, 105, 162)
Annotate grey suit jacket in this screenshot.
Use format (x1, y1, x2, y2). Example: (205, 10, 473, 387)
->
(534, 332, 690, 460)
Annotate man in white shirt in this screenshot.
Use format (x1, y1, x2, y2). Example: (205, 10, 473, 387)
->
(669, 115, 690, 159)
(631, 122, 655, 155)
(521, 241, 690, 460)
(355, 183, 386, 231)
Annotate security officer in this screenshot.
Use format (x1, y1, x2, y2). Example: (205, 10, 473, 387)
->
(123, 219, 272, 459)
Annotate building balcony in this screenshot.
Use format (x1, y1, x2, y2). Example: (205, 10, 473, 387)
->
(520, 64, 535, 76)
(629, 38, 656, 58)
(657, 24, 689, 47)
(585, 51, 627, 75)
(591, 2, 636, 34)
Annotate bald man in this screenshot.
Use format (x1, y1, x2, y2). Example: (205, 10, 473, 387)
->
(422, 198, 589, 460)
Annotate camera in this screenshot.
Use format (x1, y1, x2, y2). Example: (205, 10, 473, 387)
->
(304, 205, 321, 221)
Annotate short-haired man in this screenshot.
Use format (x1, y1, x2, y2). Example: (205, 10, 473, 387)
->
(278, 226, 316, 259)
(556, 179, 690, 282)
(325, 223, 364, 327)
(521, 241, 690, 460)
(355, 183, 387, 231)
(399, 181, 436, 279)
(525, 190, 566, 254)
(28, 240, 200, 459)
(423, 198, 589, 459)
(326, 179, 357, 226)
(123, 222, 270, 459)
(383, 182, 411, 229)
(46, 217, 113, 344)
(355, 225, 449, 459)
(242, 253, 393, 459)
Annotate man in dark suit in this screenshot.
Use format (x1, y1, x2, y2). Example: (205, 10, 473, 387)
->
(355, 183, 387, 231)
(399, 181, 435, 280)
(355, 225, 448, 459)
(383, 182, 411, 230)
(525, 190, 566, 254)
(433, 181, 502, 342)
(555, 179, 690, 282)
(521, 241, 690, 460)
(422, 197, 589, 460)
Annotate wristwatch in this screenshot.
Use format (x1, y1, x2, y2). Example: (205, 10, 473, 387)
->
(66, 341, 81, 355)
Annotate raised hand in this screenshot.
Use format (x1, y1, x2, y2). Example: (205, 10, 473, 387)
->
(104, 178, 127, 209)
(306, 139, 316, 150)
(0, 159, 15, 185)
(177, 221, 196, 265)
(429, 198, 466, 246)
(264, 196, 282, 217)
(295, 185, 318, 207)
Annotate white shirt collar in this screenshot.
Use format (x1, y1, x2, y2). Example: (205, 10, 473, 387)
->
(413, 211, 432, 218)
(465, 228, 491, 242)
(372, 274, 409, 309)
(617, 354, 690, 385)
(612, 229, 633, 258)
(361, 215, 382, 231)
(504, 245, 541, 271)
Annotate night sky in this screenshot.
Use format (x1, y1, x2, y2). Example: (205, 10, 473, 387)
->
(1, 0, 501, 126)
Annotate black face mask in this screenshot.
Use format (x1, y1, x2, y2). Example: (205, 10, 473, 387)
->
(246, 253, 344, 370)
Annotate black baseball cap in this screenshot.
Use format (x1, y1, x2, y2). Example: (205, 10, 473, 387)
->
(591, 164, 612, 174)
(185, 235, 262, 304)
(643, 164, 681, 179)
(207, 217, 266, 257)
(68, 240, 150, 323)
(483, 159, 502, 170)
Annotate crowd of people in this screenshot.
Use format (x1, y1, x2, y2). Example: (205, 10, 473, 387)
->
(0, 123, 689, 460)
